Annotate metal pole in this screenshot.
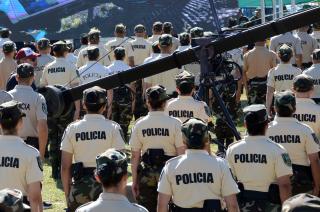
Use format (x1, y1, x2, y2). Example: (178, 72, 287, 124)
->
(279, 0, 284, 17)
(291, 0, 296, 13)
(260, 0, 266, 23)
(273, 0, 277, 19)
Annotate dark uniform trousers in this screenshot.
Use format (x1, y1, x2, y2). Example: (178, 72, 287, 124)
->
(291, 164, 313, 195)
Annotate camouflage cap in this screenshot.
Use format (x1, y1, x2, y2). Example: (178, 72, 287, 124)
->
(312, 49, 320, 60)
(163, 22, 173, 31)
(179, 32, 190, 43)
(274, 91, 296, 112)
(175, 70, 195, 86)
(96, 149, 128, 182)
(282, 193, 320, 212)
(65, 40, 73, 49)
(243, 104, 268, 124)
(17, 63, 34, 78)
(159, 34, 172, 47)
(134, 24, 146, 33)
(83, 86, 107, 105)
(146, 85, 170, 102)
(2, 41, 16, 54)
(278, 44, 293, 56)
(0, 100, 26, 125)
(190, 27, 204, 38)
(113, 47, 126, 59)
(293, 74, 314, 92)
(37, 38, 51, 50)
(88, 28, 101, 36)
(115, 24, 126, 34)
(181, 118, 208, 148)
(0, 91, 13, 105)
(153, 21, 163, 32)
(0, 189, 26, 212)
(52, 40, 69, 52)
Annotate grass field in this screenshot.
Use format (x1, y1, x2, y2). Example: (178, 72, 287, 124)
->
(42, 98, 248, 211)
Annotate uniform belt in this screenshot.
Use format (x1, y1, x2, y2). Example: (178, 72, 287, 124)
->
(82, 167, 96, 176)
(170, 200, 222, 212)
(241, 190, 269, 200)
(248, 76, 267, 84)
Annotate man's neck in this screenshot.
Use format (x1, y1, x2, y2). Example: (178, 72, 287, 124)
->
(103, 187, 125, 195)
(18, 82, 31, 86)
(4, 56, 13, 60)
(295, 92, 311, 98)
(161, 50, 171, 54)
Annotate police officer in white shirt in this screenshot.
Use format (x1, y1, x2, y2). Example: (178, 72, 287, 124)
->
(78, 46, 108, 85)
(130, 24, 152, 66)
(162, 22, 180, 52)
(66, 41, 77, 65)
(269, 32, 303, 67)
(143, 42, 161, 64)
(304, 49, 320, 102)
(297, 26, 318, 69)
(157, 118, 240, 212)
(147, 22, 163, 44)
(74, 33, 88, 57)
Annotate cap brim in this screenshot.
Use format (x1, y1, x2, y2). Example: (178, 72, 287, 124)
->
(22, 202, 30, 210)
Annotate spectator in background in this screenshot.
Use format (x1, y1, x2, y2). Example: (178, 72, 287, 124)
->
(35, 38, 54, 87)
(0, 41, 17, 90)
(237, 8, 249, 26)
(162, 22, 180, 52)
(147, 21, 163, 44)
(248, 8, 262, 27)
(74, 33, 88, 56)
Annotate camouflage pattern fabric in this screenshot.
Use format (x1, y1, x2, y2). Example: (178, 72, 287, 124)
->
(212, 84, 237, 152)
(68, 175, 102, 212)
(239, 199, 281, 212)
(112, 86, 133, 142)
(290, 174, 313, 196)
(137, 163, 163, 212)
(247, 83, 267, 105)
(133, 80, 148, 119)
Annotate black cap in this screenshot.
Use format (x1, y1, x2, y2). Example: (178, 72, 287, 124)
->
(2, 41, 16, 53)
(87, 46, 99, 59)
(275, 91, 296, 112)
(83, 86, 107, 105)
(37, 38, 51, 50)
(114, 47, 125, 59)
(115, 24, 126, 34)
(243, 104, 268, 124)
(153, 21, 163, 32)
(293, 74, 314, 92)
(146, 85, 170, 102)
(52, 41, 69, 52)
(312, 49, 320, 60)
(17, 63, 34, 78)
(0, 100, 26, 125)
(134, 24, 146, 33)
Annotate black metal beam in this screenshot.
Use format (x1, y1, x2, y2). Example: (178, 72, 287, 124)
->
(63, 7, 320, 102)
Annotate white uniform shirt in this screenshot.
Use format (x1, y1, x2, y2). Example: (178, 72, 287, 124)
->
(144, 54, 180, 94)
(147, 35, 161, 44)
(304, 64, 320, 98)
(294, 98, 320, 137)
(226, 136, 293, 192)
(40, 57, 80, 88)
(267, 117, 320, 166)
(107, 60, 131, 75)
(267, 63, 302, 93)
(226, 48, 244, 67)
(0, 136, 43, 195)
(130, 37, 152, 66)
(171, 36, 180, 52)
(77, 44, 111, 68)
(76, 193, 148, 212)
(312, 31, 320, 46)
(129, 111, 184, 156)
(105, 37, 134, 62)
(35, 54, 55, 87)
(78, 61, 108, 85)
(297, 32, 318, 64)
(269, 32, 303, 64)
(60, 114, 125, 168)
(165, 96, 210, 123)
(9, 85, 47, 139)
(66, 53, 78, 65)
(158, 150, 239, 208)
(74, 45, 88, 57)
(143, 53, 161, 64)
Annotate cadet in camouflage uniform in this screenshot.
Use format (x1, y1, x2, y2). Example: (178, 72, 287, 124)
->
(130, 85, 185, 212)
(226, 104, 293, 212)
(0, 189, 27, 211)
(107, 47, 134, 141)
(61, 86, 125, 212)
(76, 149, 148, 212)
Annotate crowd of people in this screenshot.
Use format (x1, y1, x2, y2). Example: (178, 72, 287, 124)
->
(1, 13, 320, 212)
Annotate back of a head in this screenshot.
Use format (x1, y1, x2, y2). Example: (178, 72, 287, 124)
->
(278, 44, 293, 63)
(96, 149, 128, 188)
(181, 118, 208, 149)
(175, 71, 195, 95)
(293, 74, 314, 93)
(179, 32, 190, 46)
(152, 42, 161, 54)
(190, 27, 204, 38)
(163, 22, 173, 34)
(115, 23, 126, 35)
(114, 47, 126, 60)
(158, 34, 173, 49)
(88, 28, 100, 44)
(282, 193, 320, 212)
(2, 41, 16, 55)
(146, 85, 169, 110)
(153, 21, 163, 33)
(87, 46, 99, 61)
(0, 100, 26, 131)
(83, 86, 107, 113)
(80, 33, 88, 45)
(274, 91, 296, 117)
(243, 104, 268, 136)
(0, 28, 11, 39)
(52, 41, 69, 57)
(37, 38, 51, 51)
(134, 24, 146, 36)
(0, 189, 25, 212)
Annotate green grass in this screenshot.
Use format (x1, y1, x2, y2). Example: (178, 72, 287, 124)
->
(42, 98, 248, 211)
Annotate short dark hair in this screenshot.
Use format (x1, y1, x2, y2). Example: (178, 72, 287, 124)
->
(1, 117, 21, 132)
(81, 36, 88, 45)
(246, 120, 268, 136)
(279, 52, 292, 63)
(88, 51, 99, 61)
(276, 105, 295, 117)
(54, 50, 66, 57)
(99, 169, 127, 188)
(85, 102, 106, 113)
(148, 98, 166, 110)
(152, 43, 161, 54)
(1, 31, 10, 38)
(114, 51, 125, 60)
(178, 83, 194, 95)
